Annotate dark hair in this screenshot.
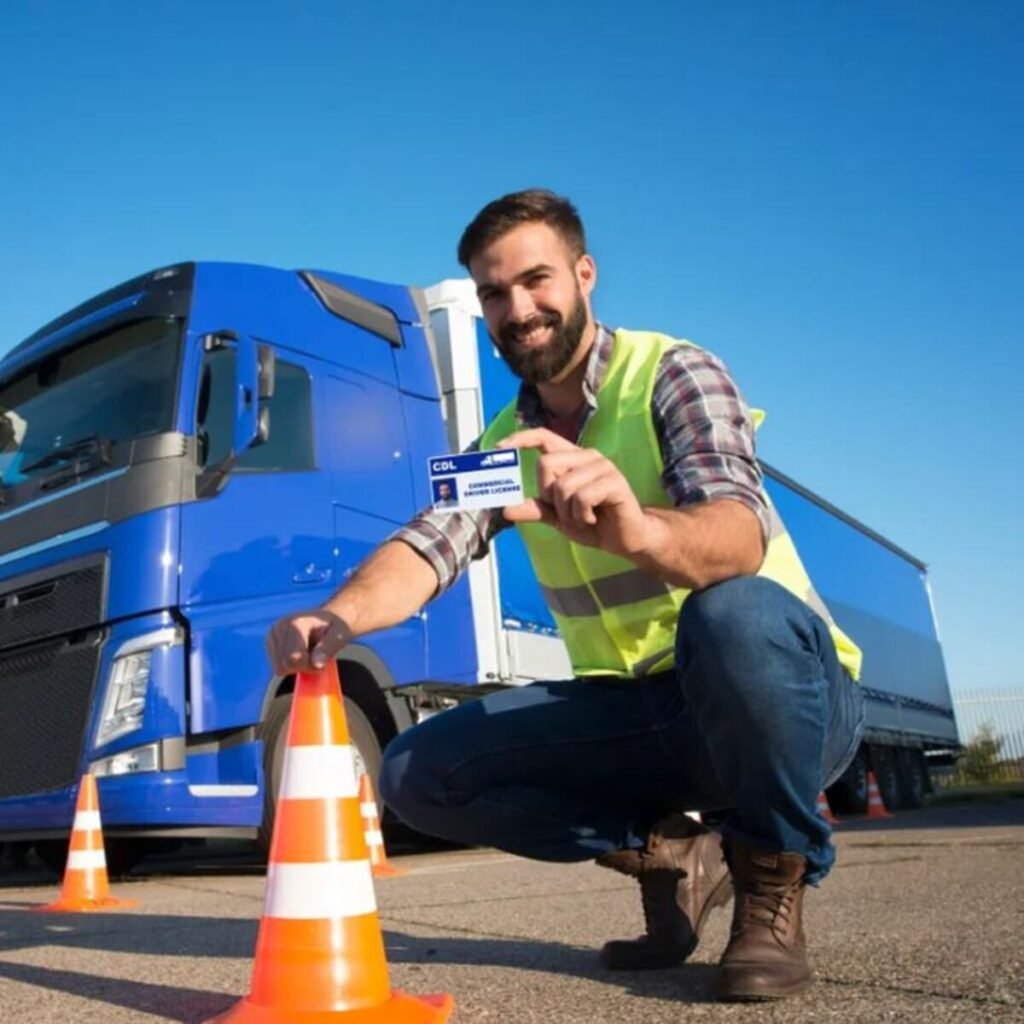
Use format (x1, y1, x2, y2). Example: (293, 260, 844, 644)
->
(457, 189, 586, 268)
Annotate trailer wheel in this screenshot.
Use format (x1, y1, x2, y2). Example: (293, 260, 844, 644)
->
(870, 745, 903, 812)
(258, 688, 383, 852)
(826, 746, 868, 815)
(897, 748, 927, 809)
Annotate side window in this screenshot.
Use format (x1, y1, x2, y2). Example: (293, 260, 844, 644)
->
(238, 359, 314, 471)
(196, 348, 315, 472)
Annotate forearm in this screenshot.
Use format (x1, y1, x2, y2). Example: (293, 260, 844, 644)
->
(634, 500, 765, 591)
(323, 540, 440, 637)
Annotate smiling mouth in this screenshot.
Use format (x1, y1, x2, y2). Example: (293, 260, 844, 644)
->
(511, 324, 553, 347)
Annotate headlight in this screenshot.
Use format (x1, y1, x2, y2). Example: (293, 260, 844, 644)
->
(90, 742, 162, 777)
(94, 627, 182, 748)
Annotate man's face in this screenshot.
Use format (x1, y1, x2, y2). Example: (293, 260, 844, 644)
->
(438, 483, 452, 500)
(470, 222, 595, 385)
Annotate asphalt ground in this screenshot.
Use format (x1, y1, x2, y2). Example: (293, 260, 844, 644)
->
(0, 800, 1021, 1023)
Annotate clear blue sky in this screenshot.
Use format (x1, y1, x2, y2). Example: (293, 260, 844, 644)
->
(1, 2, 1021, 695)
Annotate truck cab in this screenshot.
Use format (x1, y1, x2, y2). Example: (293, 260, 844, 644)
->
(0, 262, 487, 865)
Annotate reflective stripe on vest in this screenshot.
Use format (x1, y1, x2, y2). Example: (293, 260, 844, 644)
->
(480, 329, 863, 681)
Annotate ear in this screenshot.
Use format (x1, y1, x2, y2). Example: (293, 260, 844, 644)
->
(575, 253, 597, 300)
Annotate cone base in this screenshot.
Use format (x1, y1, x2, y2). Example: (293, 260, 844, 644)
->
(32, 896, 139, 914)
(205, 990, 453, 1024)
(371, 864, 408, 879)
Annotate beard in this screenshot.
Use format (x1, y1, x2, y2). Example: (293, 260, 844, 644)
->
(494, 289, 588, 385)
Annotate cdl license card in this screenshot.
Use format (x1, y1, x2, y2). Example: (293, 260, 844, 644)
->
(428, 449, 524, 512)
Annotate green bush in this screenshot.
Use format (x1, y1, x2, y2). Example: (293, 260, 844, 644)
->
(958, 724, 1005, 784)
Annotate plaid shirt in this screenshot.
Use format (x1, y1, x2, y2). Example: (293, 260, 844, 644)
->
(390, 324, 769, 594)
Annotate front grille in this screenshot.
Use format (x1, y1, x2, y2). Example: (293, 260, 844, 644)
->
(0, 633, 104, 799)
(0, 561, 106, 649)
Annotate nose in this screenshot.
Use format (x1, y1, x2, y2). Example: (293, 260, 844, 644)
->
(506, 284, 537, 324)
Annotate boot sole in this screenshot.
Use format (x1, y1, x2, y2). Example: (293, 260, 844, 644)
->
(716, 973, 813, 1002)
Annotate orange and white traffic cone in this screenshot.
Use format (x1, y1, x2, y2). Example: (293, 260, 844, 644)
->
(865, 771, 894, 819)
(816, 791, 838, 825)
(359, 773, 406, 879)
(34, 773, 138, 913)
(206, 662, 452, 1024)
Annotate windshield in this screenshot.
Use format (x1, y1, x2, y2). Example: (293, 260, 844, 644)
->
(0, 317, 183, 488)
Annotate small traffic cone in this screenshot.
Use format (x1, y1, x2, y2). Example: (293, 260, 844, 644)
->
(359, 773, 406, 879)
(865, 771, 894, 819)
(34, 774, 138, 913)
(206, 662, 452, 1023)
(816, 791, 838, 825)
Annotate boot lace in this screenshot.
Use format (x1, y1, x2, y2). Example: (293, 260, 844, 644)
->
(638, 868, 685, 938)
(736, 880, 797, 933)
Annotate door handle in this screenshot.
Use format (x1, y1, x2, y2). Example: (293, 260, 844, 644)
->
(292, 563, 331, 585)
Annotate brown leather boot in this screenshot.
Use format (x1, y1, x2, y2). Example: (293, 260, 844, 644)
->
(716, 840, 812, 1000)
(596, 813, 732, 970)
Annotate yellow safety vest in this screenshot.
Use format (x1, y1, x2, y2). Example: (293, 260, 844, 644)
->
(479, 329, 862, 680)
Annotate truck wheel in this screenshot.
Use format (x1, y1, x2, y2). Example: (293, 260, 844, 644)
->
(826, 746, 868, 815)
(870, 745, 903, 812)
(258, 688, 383, 852)
(897, 748, 927, 809)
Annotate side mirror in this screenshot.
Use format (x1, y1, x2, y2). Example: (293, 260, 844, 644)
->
(233, 334, 259, 455)
(252, 343, 275, 448)
(256, 405, 271, 446)
(258, 344, 276, 401)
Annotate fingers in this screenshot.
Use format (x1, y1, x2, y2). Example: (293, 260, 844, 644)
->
(535, 448, 604, 497)
(310, 614, 353, 668)
(546, 458, 621, 527)
(266, 609, 353, 675)
(502, 498, 555, 525)
(497, 428, 576, 454)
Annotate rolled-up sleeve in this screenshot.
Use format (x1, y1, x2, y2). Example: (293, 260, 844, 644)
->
(389, 504, 505, 595)
(651, 344, 770, 543)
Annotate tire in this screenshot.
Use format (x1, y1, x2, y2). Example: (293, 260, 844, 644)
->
(258, 687, 383, 852)
(870, 745, 903, 812)
(897, 748, 927, 810)
(826, 746, 868, 815)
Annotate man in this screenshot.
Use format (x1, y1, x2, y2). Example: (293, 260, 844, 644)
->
(433, 479, 458, 509)
(266, 189, 864, 1001)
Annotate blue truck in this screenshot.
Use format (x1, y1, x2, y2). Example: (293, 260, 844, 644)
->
(0, 264, 959, 873)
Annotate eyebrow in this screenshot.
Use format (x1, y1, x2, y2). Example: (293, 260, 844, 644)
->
(476, 263, 556, 299)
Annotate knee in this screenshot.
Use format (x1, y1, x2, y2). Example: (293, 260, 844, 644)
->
(377, 731, 410, 813)
(679, 575, 787, 651)
(377, 722, 449, 832)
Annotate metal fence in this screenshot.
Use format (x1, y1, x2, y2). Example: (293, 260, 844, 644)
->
(936, 688, 1024, 786)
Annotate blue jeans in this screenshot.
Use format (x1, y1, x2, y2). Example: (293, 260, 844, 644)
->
(379, 576, 865, 884)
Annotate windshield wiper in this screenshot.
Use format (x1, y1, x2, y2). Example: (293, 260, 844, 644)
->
(21, 434, 111, 475)
(21, 434, 115, 493)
